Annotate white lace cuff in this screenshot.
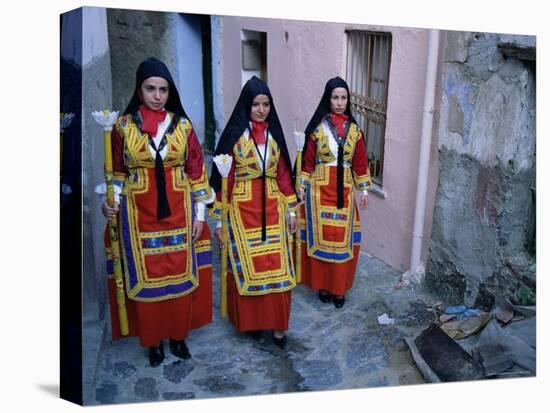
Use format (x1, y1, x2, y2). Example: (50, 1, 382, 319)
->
(95, 182, 122, 204)
(196, 202, 206, 221)
(194, 189, 215, 221)
(203, 188, 216, 205)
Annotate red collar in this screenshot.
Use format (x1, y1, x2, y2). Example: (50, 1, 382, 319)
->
(329, 113, 348, 138)
(139, 105, 167, 137)
(250, 121, 268, 144)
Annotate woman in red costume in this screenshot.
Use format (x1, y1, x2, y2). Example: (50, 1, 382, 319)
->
(100, 58, 215, 367)
(297, 77, 371, 308)
(210, 76, 299, 349)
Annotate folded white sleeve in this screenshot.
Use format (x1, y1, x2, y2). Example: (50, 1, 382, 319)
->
(194, 189, 216, 221)
(94, 183, 122, 204)
(196, 202, 206, 221)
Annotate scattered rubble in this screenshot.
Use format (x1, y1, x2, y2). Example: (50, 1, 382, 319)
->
(405, 298, 536, 382)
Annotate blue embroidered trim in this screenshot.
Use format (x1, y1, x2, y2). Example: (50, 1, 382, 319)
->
(141, 233, 186, 249)
(120, 195, 199, 300)
(248, 233, 281, 248)
(227, 219, 293, 294)
(120, 197, 140, 291)
(356, 181, 371, 190)
(247, 280, 292, 293)
(193, 188, 209, 198)
(106, 259, 113, 275)
(320, 211, 348, 221)
(197, 250, 212, 267)
(136, 280, 196, 299)
(304, 179, 359, 262)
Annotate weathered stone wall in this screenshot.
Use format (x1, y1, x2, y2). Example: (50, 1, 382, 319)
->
(425, 32, 536, 308)
(107, 9, 175, 113)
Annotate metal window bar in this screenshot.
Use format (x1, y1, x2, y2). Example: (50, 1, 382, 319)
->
(346, 31, 392, 185)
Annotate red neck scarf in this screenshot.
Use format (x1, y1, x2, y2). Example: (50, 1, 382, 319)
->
(329, 113, 348, 138)
(139, 105, 167, 137)
(251, 121, 268, 144)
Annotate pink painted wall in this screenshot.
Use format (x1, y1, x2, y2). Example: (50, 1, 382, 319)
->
(219, 16, 441, 272)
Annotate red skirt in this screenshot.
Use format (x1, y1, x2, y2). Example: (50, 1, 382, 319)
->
(108, 225, 213, 347)
(298, 166, 361, 297)
(222, 176, 294, 332)
(299, 244, 360, 296)
(226, 273, 291, 332)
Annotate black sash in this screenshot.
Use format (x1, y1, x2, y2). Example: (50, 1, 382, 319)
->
(248, 127, 270, 242)
(326, 119, 350, 210)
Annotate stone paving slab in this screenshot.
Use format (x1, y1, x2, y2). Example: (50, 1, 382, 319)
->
(89, 227, 441, 405)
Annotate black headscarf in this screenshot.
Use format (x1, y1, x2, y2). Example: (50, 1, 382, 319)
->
(301, 76, 361, 209)
(124, 57, 188, 119)
(210, 76, 294, 241)
(123, 57, 189, 220)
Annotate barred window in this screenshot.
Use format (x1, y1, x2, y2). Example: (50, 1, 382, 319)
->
(346, 31, 392, 185)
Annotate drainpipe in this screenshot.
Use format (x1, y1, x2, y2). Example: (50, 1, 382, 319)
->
(409, 29, 440, 275)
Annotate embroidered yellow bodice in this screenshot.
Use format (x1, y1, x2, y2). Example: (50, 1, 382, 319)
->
(233, 133, 279, 181)
(312, 121, 362, 166)
(114, 113, 212, 203)
(116, 114, 192, 169)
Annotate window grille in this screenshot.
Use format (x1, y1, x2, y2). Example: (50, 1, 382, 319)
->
(346, 31, 392, 185)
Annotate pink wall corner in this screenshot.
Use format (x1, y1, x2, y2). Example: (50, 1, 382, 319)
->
(419, 32, 446, 265)
(358, 27, 436, 271)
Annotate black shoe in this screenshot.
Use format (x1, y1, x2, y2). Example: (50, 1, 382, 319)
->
(149, 342, 165, 367)
(333, 295, 346, 309)
(318, 290, 331, 303)
(273, 334, 287, 349)
(246, 330, 262, 341)
(169, 339, 191, 359)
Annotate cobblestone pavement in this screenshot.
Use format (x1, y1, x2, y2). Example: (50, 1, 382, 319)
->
(89, 223, 441, 405)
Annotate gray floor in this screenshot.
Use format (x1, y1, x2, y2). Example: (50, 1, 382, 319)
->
(89, 239, 441, 405)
